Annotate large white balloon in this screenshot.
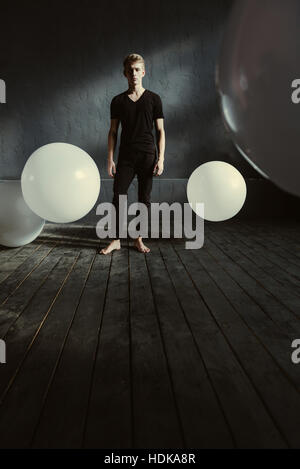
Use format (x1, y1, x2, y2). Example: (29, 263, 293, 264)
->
(187, 161, 247, 222)
(218, 0, 300, 197)
(21, 143, 101, 223)
(0, 181, 45, 247)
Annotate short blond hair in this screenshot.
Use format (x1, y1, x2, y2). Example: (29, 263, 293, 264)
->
(123, 53, 145, 73)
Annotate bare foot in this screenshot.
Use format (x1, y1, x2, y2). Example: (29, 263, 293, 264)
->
(99, 239, 121, 255)
(134, 238, 150, 253)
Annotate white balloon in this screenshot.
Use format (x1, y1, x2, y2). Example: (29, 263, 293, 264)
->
(0, 181, 45, 247)
(187, 161, 247, 222)
(21, 142, 101, 223)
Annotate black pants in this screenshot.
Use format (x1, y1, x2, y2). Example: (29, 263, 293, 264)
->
(112, 147, 157, 239)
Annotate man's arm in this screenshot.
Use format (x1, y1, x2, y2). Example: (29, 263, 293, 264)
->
(154, 118, 165, 176)
(107, 118, 120, 177)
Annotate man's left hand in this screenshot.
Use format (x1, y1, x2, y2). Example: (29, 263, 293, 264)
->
(153, 159, 164, 176)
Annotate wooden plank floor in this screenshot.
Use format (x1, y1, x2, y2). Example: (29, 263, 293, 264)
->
(0, 220, 299, 448)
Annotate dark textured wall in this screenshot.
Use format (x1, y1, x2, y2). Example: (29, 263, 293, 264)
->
(0, 0, 259, 180)
(1, 0, 299, 222)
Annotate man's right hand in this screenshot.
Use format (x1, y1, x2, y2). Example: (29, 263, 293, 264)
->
(108, 160, 116, 177)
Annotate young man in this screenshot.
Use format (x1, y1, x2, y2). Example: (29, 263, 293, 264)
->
(100, 53, 165, 254)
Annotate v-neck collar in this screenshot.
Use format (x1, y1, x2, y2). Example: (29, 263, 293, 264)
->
(126, 89, 147, 103)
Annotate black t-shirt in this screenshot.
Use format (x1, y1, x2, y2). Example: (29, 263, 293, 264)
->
(110, 89, 164, 153)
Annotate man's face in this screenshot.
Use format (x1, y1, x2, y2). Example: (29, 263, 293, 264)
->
(124, 61, 145, 87)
